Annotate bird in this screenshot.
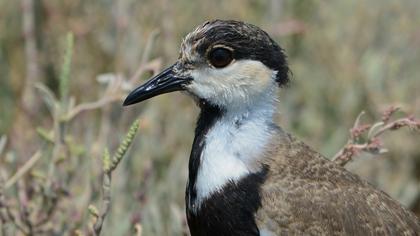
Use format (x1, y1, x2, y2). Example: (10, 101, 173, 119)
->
(123, 20, 420, 236)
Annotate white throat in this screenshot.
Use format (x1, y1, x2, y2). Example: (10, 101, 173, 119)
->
(192, 87, 277, 211)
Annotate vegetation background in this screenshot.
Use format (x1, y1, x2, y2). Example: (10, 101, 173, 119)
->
(0, 0, 419, 235)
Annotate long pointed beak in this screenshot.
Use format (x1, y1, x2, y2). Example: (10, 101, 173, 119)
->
(123, 64, 192, 106)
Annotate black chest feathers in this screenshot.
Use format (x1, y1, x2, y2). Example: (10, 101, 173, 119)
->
(186, 167, 268, 236)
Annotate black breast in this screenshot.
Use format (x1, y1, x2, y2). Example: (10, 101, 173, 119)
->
(186, 167, 268, 236)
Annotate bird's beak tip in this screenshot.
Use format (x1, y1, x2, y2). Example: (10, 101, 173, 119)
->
(122, 64, 191, 107)
(122, 98, 133, 106)
(122, 88, 141, 106)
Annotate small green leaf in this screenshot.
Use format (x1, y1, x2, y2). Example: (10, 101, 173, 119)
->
(36, 127, 54, 143)
(88, 204, 99, 218)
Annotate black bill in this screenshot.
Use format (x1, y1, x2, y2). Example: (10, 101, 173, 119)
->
(123, 64, 192, 106)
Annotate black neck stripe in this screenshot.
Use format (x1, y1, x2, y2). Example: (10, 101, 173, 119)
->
(186, 101, 224, 207)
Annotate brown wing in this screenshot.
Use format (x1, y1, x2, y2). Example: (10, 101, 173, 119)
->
(256, 132, 420, 235)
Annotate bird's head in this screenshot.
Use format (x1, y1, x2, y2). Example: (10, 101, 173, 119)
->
(124, 20, 289, 109)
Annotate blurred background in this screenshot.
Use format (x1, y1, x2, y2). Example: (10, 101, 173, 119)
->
(0, 0, 419, 235)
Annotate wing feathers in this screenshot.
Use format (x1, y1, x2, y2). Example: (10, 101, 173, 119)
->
(256, 132, 420, 235)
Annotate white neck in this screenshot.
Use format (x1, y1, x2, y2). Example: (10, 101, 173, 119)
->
(192, 87, 277, 211)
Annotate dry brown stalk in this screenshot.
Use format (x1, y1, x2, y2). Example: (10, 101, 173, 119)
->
(91, 120, 140, 235)
(333, 107, 420, 166)
(4, 151, 42, 189)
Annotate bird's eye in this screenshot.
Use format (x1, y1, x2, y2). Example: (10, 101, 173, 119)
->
(208, 48, 233, 68)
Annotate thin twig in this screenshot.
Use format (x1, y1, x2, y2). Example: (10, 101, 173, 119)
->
(140, 30, 159, 66)
(130, 29, 161, 84)
(0, 182, 28, 235)
(372, 117, 419, 138)
(352, 111, 365, 130)
(91, 120, 140, 235)
(65, 94, 124, 121)
(17, 180, 32, 235)
(93, 170, 111, 235)
(21, 0, 41, 113)
(5, 151, 42, 189)
(0, 136, 7, 157)
(34, 195, 58, 227)
(128, 59, 162, 85)
(332, 107, 420, 166)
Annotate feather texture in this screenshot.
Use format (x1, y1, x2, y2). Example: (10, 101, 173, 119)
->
(256, 130, 420, 235)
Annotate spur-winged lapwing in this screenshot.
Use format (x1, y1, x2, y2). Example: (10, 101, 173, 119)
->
(124, 20, 420, 236)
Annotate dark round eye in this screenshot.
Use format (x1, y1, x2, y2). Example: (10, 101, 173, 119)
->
(208, 48, 233, 68)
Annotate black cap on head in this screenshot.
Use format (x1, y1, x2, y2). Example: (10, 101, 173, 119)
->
(183, 20, 290, 86)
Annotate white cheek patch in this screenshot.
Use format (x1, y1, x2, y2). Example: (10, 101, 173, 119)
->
(187, 60, 276, 107)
